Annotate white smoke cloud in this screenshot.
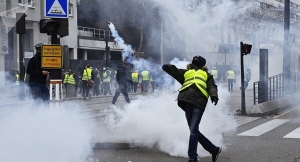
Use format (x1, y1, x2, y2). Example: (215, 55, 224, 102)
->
(0, 85, 96, 162)
(108, 22, 134, 61)
(102, 58, 237, 157)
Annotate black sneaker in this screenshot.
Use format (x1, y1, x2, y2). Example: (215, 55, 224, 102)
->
(212, 147, 222, 162)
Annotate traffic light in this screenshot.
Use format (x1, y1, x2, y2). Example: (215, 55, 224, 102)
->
(242, 43, 252, 55)
(40, 19, 60, 34)
(16, 13, 26, 34)
(39, 18, 69, 36)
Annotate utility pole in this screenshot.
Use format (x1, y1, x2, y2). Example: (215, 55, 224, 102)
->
(283, 0, 290, 94)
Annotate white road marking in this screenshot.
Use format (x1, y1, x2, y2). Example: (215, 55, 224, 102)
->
(283, 127, 300, 139)
(238, 119, 290, 136)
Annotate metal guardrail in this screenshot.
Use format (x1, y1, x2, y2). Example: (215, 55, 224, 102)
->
(77, 26, 113, 39)
(254, 73, 300, 105)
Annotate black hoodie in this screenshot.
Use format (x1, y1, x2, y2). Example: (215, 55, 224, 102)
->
(116, 64, 132, 89)
(26, 53, 47, 84)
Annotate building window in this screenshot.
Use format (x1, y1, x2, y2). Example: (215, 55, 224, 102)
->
(18, 0, 24, 4)
(69, 4, 73, 16)
(28, 0, 34, 7)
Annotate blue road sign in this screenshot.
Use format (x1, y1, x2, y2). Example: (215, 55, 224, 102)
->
(45, 0, 69, 18)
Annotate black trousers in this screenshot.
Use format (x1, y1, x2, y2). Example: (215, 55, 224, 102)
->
(112, 87, 130, 105)
(81, 80, 90, 98)
(133, 82, 138, 93)
(227, 79, 234, 91)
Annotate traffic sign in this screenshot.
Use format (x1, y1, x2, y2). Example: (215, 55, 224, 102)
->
(45, 0, 69, 18)
(42, 45, 63, 68)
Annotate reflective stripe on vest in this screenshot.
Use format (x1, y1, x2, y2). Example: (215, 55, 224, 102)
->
(179, 69, 209, 98)
(64, 74, 75, 84)
(82, 68, 92, 81)
(210, 70, 218, 78)
(141, 71, 149, 80)
(16, 74, 19, 84)
(103, 71, 111, 82)
(132, 72, 139, 82)
(226, 70, 235, 79)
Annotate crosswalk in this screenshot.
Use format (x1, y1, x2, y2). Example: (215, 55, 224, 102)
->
(237, 119, 300, 139)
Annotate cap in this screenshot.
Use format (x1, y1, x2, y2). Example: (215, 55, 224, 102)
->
(192, 56, 206, 68)
(34, 43, 43, 49)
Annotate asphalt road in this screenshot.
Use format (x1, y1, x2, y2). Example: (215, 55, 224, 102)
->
(90, 107, 300, 162)
(1, 89, 299, 162)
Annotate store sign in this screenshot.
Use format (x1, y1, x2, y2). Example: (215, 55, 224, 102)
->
(41, 45, 62, 68)
(1, 24, 8, 54)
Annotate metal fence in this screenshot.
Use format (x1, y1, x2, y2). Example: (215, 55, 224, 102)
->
(254, 73, 300, 105)
(78, 26, 113, 39)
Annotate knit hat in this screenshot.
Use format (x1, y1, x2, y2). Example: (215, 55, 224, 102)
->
(192, 56, 206, 68)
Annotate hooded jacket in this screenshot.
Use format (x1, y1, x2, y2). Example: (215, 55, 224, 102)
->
(115, 64, 132, 89)
(26, 53, 47, 84)
(162, 64, 218, 111)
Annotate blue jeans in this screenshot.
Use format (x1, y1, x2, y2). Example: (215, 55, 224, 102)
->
(29, 82, 50, 108)
(184, 102, 217, 161)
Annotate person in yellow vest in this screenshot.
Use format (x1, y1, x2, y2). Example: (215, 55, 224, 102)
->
(150, 75, 155, 92)
(81, 64, 94, 100)
(162, 55, 221, 162)
(224, 68, 236, 92)
(63, 69, 76, 97)
(141, 69, 150, 93)
(102, 67, 112, 95)
(210, 67, 219, 85)
(131, 69, 140, 93)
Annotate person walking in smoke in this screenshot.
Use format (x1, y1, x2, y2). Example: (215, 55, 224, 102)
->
(103, 67, 112, 95)
(131, 69, 140, 93)
(81, 64, 94, 100)
(141, 68, 150, 92)
(224, 67, 236, 92)
(162, 55, 221, 162)
(26, 43, 50, 107)
(111, 62, 133, 106)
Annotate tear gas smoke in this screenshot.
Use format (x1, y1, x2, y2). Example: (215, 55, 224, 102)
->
(102, 58, 237, 157)
(108, 22, 134, 61)
(0, 79, 96, 162)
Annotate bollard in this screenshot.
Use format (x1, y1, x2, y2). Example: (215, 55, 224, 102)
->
(50, 79, 63, 108)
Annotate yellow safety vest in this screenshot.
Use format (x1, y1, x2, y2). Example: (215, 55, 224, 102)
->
(179, 69, 209, 98)
(132, 72, 139, 82)
(82, 68, 92, 81)
(141, 70, 149, 80)
(16, 74, 20, 85)
(103, 71, 111, 82)
(64, 74, 76, 84)
(226, 70, 235, 80)
(210, 69, 218, 79)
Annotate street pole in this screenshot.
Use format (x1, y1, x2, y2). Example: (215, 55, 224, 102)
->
(18, 34, 24, 84)
(50, 32, 62, 80)
(240, 42, 246, 115)
(283, 0, 290, 94)
(105, 30, 110, 67)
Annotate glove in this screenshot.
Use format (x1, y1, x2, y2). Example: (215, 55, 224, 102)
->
(211, 97, 218, 106)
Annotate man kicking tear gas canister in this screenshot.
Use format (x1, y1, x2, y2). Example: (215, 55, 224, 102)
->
(162, 55, 222, 162)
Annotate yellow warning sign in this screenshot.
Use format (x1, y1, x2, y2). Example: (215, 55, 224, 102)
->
(41, 45, 63, 68)
(42, 57, 62, 68)
(42, 45, 62, 57)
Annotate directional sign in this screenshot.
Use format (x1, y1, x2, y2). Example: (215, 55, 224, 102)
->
(42, 45, 63, 68)
(45, 0, 69, 18)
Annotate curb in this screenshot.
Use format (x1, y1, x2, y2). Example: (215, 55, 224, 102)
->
(92, 142, 142, 149)
(249, 93, 300, 117)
